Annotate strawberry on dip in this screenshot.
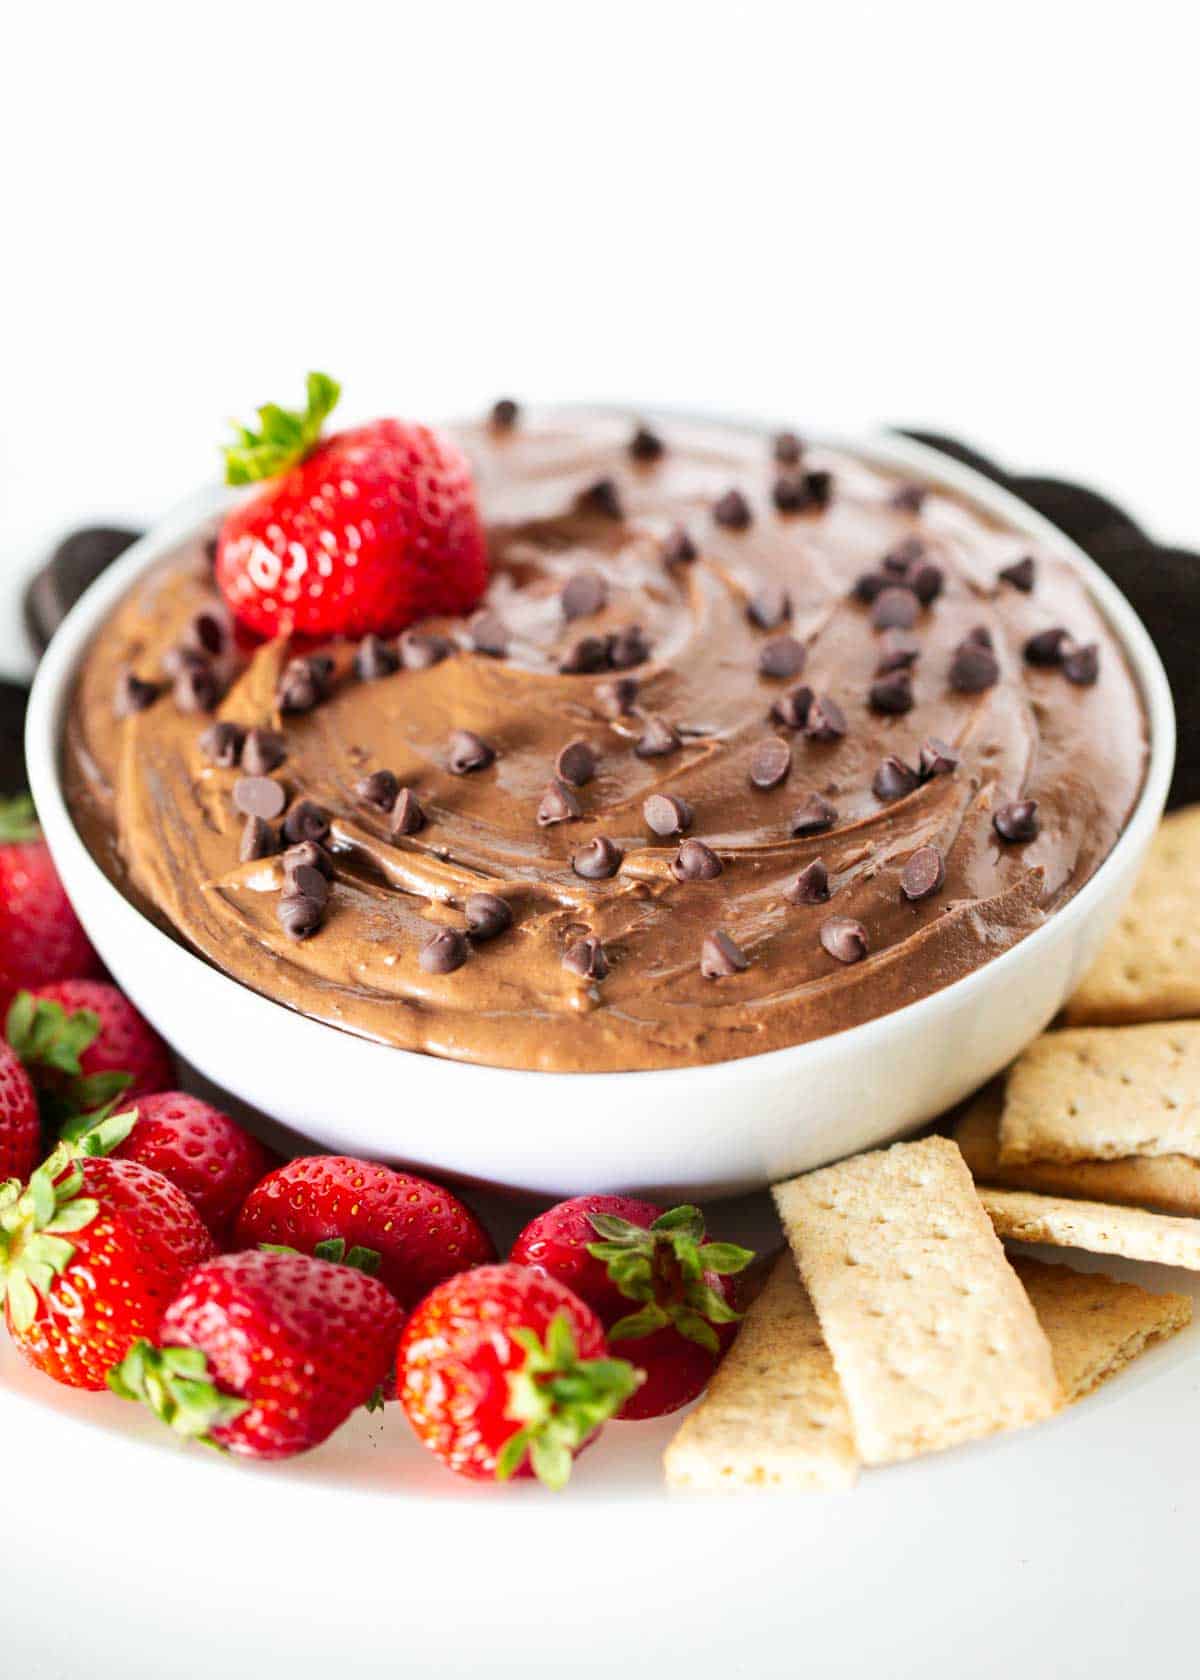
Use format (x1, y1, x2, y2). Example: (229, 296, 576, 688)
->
(215, 373, 489, 640)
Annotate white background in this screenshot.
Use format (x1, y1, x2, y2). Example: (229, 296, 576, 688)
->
(3, 4, 1198, 1675)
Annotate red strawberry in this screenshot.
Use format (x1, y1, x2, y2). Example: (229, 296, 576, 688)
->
(233, 1154, 495, 1307)
(0, 1145, 214, 1389)
(11, 981, 173, 1108)
(0, 797, 100, 1011)
(215, 373, 488, 640)
(398, 1262, 640, 1488)
(109, 1248, 404, 1459)
(68, 1093, 274, 1246)
(0, 1042, 39, 1182)
(511, 1198, 754, 1419)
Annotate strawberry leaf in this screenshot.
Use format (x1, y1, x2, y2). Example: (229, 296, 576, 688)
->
(586, 1203, 756, 1351)
(0, 795, 39, 843)
(223, 371, 341, 486)
(0, 1144, 99, 1332)
(500, 1311, 641, 1490)
(108, 1339, 249, 1444)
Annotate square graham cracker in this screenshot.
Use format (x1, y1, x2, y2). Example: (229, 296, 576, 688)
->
(1013, 1257, 1192, 1401)
(772, 1137, 1060, 1465)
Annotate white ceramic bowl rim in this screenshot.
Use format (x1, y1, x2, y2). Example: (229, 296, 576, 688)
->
(25, 412, 1176, 1097)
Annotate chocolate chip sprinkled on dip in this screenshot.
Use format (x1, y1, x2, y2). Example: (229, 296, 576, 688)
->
(63, 411, 1146, 1073)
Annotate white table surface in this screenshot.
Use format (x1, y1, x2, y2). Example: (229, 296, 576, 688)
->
(4, 3, 1198, 1673)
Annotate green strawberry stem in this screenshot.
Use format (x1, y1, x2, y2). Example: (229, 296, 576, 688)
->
(586, 1204, 755, 1356)
(60, 1108, 138, 1157)
(108, 1340, 249, 1445)
(257, 1237, 383, 1278)
(223, 371, 341, 486)
(0, 795, 39, 843)
(6, 991, 133, 1124)
(0, 1145, 99, 1333)
(498, 1311, 642, 1491)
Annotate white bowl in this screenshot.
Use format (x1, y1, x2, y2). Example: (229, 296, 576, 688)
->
(25, 425, 1175, 1200)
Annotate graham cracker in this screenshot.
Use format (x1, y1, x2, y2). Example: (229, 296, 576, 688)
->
(662, 1255, 859, 1492)
(772, 1137, 1060, 1465)
(1014, 1256, 1192, 1401)
(954, 1085, 1200, 1218)
(980, 1187, 1200, 1269)
(999, 1022, 1200, 1165)
(1067, 806, 1200, 1025)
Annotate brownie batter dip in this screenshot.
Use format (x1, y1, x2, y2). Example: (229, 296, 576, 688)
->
(63, 409, 1147, 1071)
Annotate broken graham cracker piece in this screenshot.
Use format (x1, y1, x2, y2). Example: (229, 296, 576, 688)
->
(954, 1085, 1200, 1218)
(1067, 806, 1200, 1026)
(980, 1187, 1200, 1269)
(1014, 1257, 1192, 1402)
(773, 1136, 1060, 1466)
(663, 1255, 858, 1492)
(999, 1021, 1200, 1166)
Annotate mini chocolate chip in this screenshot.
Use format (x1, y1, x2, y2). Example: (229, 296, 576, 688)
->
(607, 625, 652, 669)
(643, 793, 693, 837)
(804, 694, 847, 742)
(949, 640, 1000, 693)
(561, 569, 608, 621)
(919, 736, 959, 778)
(355, 769, 399, 810)
(901, 845, 945, 901)
(773, 431, 804, 465)
(241, 728, 286, 775)
(966, 625, 994, 650)
(174, 662, 220, 714)
(714, 488, 753, 530)
(490, 397, 520, 429)
(771, 473, 812, 513)
(184, 609, 230, 659)
(892, 482, 927, 513)
(420, 927, 469, 974)
(747, 583, 791, 630)
(572, 836, 624, 881)
(820, 916, 868, 964)
(629, 423, 665, 462)
(469, 610, 510, 657)
(199, 720, 246, 767)
(869, 670, 914, 714)
(1023, 623, 1069, 666)
(1063, 642, 1100, 685)
(791, 793, 838, 835)
(872, 755, 919, 802)
(390, 788, 426, 836)
(537, 779, 582, 826)
(999, 556, 1036, 592)
(559, 635, 610, 674)
(276, 656, 327, 714)
(283, 840, 333, 881)
(662, 524, 697, 566)
(556, 738, 598, 786)
(282, 799, 331, 845)
(288, 863, 330, 907)
(239, 816, 277, 862)
(447, 730, 495, 774)
(908, 562, 944, 605)
(578, 478, 623, 519)
(803, 470, 833, 509)
(278, 893, 324, 941)
(758, 636, 806, 680)
(465, 892, 513, 940)
(771, 684, 814, 730)
(750, 736, 792, 790)
(563, 934, 609, 980)
(876, 632, 919, 675)
(700, 930, 748, 979)
(635, 715, 681, 758)
(872, 587, 918, 632)
(672, 839, 722, 881)
(994, 799, 1040, 842)
(787, 859, 831, 905)
(399, 631, 454, 670)
(853, 572, 889, 604)
(594, 675, 639, 717)
(115, 671, 161, 717)
(354, 634, 399, 680)
(233, 776, 287, 820)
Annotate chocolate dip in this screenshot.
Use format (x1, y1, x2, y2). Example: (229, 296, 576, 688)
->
(62, 411, 1148, 1072)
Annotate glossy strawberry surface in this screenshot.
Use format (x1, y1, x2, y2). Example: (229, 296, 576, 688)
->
(113, 1092, 275, 1245)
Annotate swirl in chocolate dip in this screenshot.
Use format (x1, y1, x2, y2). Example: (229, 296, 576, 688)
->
(63, 411, 1147, 1072)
